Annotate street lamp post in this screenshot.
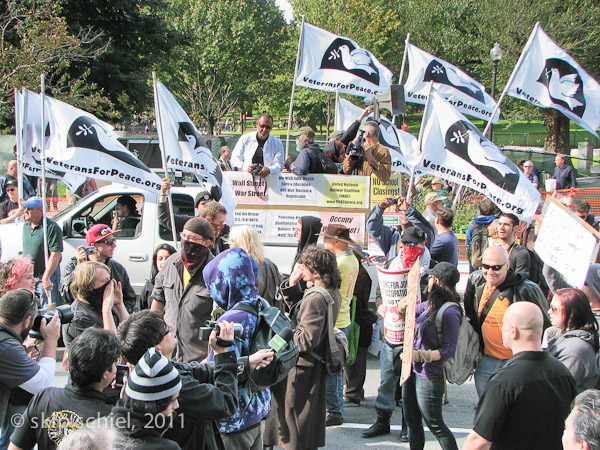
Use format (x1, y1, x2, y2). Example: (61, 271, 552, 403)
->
(489, 42, 503, 141)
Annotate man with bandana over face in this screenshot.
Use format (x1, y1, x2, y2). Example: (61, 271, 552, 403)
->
(150, 217, 216, 363)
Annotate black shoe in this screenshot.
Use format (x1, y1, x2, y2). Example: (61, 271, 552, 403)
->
(326, 413, 343, 427)
(362, 421, 390, 438)
(344, 396, 360, 406)
(399, 428, 409, 442)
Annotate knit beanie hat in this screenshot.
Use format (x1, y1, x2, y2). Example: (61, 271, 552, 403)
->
(125, 348, 182, 401)
(183, 217, 215, 241)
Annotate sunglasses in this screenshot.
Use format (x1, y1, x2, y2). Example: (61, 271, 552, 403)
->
(402, 242, 418, 247)
(100, 238, 116, 246)
(549, 304, 561, 313)
(257, 123, 273, 130)
(161, 322, 170, 337)
(482, 263, 505, 271)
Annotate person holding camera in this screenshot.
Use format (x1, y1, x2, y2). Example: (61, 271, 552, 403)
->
(60, 224, 137, 313)
(8, 328, 121, 450)
(231, 113, 283, 178)
(63, 261, 128, 352)
(0, 289, 60, 445)
(342, 121, 391, 183)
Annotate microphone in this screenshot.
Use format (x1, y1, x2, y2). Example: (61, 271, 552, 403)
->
(267, 327, 294, 353)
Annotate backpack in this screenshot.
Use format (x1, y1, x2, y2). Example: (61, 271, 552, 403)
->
(521, 247, 549, 297)
(468, 220, 490, 270)
(435, 303, 480, 385)
(232, 299, 299, 390)
(307, 286, 348, 376)
(312, 147, 338, 174)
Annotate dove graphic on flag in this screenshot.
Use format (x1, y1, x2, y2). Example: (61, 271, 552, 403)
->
(506, 24, 600, 136)
(153, 80, 236, 220)
(16, 90, 86, 192)
(42, 95, 162, 192)
(334, 98, 418, 175)
(405, 43, 500, 123)
(296, 23, 393, 97)
(417, 89, 540, 219)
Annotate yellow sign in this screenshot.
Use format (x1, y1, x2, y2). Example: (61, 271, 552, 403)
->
(325, 179, 366, 207)
(371, 174, 404, 208)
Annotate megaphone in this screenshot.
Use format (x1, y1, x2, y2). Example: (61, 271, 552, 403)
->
(376, 84, 406, 116)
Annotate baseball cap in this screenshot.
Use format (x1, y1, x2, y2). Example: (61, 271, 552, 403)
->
(425, 262, 460, 287)
(401, 227, 426, 244)
(424, 192, 443, 205)
(293, 126, 316, 140)
(22, 197, 43, 209)
(86, 224, 121, 246)
(4, 179, 17, 190)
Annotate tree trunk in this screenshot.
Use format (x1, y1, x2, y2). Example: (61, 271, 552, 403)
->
(208, 117, 215, 136)
(544, 110, 570, 154)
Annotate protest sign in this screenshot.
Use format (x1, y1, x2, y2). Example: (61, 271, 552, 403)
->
(377, 266, 411, 346)
(400, 258, 422, 385)
(535, 196, 600, 289)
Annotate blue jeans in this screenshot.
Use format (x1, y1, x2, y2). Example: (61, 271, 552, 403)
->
(375, 341, 400, 413)
(326, 325, 350, 417)
(474, 354, 508, 397)
(35, 267, 61, 307)
(402, 373, 458, 450)
(0, 404, 27, 450)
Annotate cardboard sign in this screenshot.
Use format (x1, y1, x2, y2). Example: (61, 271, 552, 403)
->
(400, 258, 422, 385)
(535, 196, 600, 289)
(377, 266, 411, 346)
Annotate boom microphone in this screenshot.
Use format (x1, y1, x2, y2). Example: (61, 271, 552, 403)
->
(268, 327, 294, 353)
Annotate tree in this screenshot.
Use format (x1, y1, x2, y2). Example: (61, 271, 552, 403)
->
(157, 0, 288, 136)
(0, 0, 109, 130)
(57, 0, 178, 121)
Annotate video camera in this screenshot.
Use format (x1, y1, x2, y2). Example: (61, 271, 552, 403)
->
(346, 130, 365, 160)
(198, 320, 243, 341)
(29, 305, 73, 340)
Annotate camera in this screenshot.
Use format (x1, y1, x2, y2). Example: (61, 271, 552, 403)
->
(29, 305, 73, 340)
(83, 245, 95, 255)
(251, 164, 263, 176)
(198, 320, 243, 341)
(114, 364, 128, 389)
(347, 130, 365, 160)
(388, 197, 398, 205)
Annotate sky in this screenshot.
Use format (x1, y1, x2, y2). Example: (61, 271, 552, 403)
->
(275, 0, 294, 22)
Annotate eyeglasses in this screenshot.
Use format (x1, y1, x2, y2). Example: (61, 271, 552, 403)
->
(482, 263, 505, 271)
(180, 232, 206, 243)
(161, 322, 170, 337)
(100, 238, 116, 246)
(402, 242, 418, 247)
(257, 123, 273, 130)
(6, 189, 16, 192)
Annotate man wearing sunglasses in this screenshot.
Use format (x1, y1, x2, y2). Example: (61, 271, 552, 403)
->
(464, 245, 549, 398)
(231, 113, 284, 178)
(60, 224, 137, 313)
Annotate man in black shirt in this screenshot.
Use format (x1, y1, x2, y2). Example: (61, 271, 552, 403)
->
(464, 302, 575, 450)
(9, 328, 121, 450)
(0, 180, 22, 224)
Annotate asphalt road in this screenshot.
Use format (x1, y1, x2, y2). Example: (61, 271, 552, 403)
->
(53, 350, 479, 449)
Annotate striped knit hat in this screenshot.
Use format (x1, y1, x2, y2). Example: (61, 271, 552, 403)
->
(125, 348, 181, 401)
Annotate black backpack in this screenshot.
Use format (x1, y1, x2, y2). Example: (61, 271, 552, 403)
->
(232, 299, 299, 390)
(311, 147, 338, 174)
(468, 220, 490, 270)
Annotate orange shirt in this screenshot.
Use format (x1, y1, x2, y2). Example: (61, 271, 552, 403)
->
(478, 282, 513, 360)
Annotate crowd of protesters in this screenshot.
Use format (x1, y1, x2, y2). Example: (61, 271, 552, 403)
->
(0, 116, 598, 450)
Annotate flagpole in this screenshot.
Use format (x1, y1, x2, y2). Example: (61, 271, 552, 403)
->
(334, 90, 340, 129)
(14, 88, 24, 201)
(393, 33, 410, 124)
(285, 15, 305, 158)
(407, 81, 435, 203)
(152, 72, 179, 246)
(483, 22, 540, 137)
(40, 75, 50, 302)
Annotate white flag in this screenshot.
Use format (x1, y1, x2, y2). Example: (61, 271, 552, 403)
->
(506, 24, 600, 136)
(405, 43, 500, 123)
(335, 98, 418, 176)
(17, 90, 86, 192)
(417, 90, 540, 220)
(43, 95, 162, 192)
(296, 23, 393, 97)
(153, 80, 236, 220)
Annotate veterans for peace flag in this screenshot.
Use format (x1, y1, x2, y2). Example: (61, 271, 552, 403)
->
(153, 79, 236, 220)
(42, 95, 162, 192)
(404, 43, 500, 123)
(334, 98, 418, 175)
(296, 23, 393, 97)
(417, 89, 541, 219)
(16, 90, 86, 192)
(506, 23, 600, 136)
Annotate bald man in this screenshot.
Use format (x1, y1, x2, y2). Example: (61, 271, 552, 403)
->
(464, 245, 549, 396)
(464, 302, 576, 450)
